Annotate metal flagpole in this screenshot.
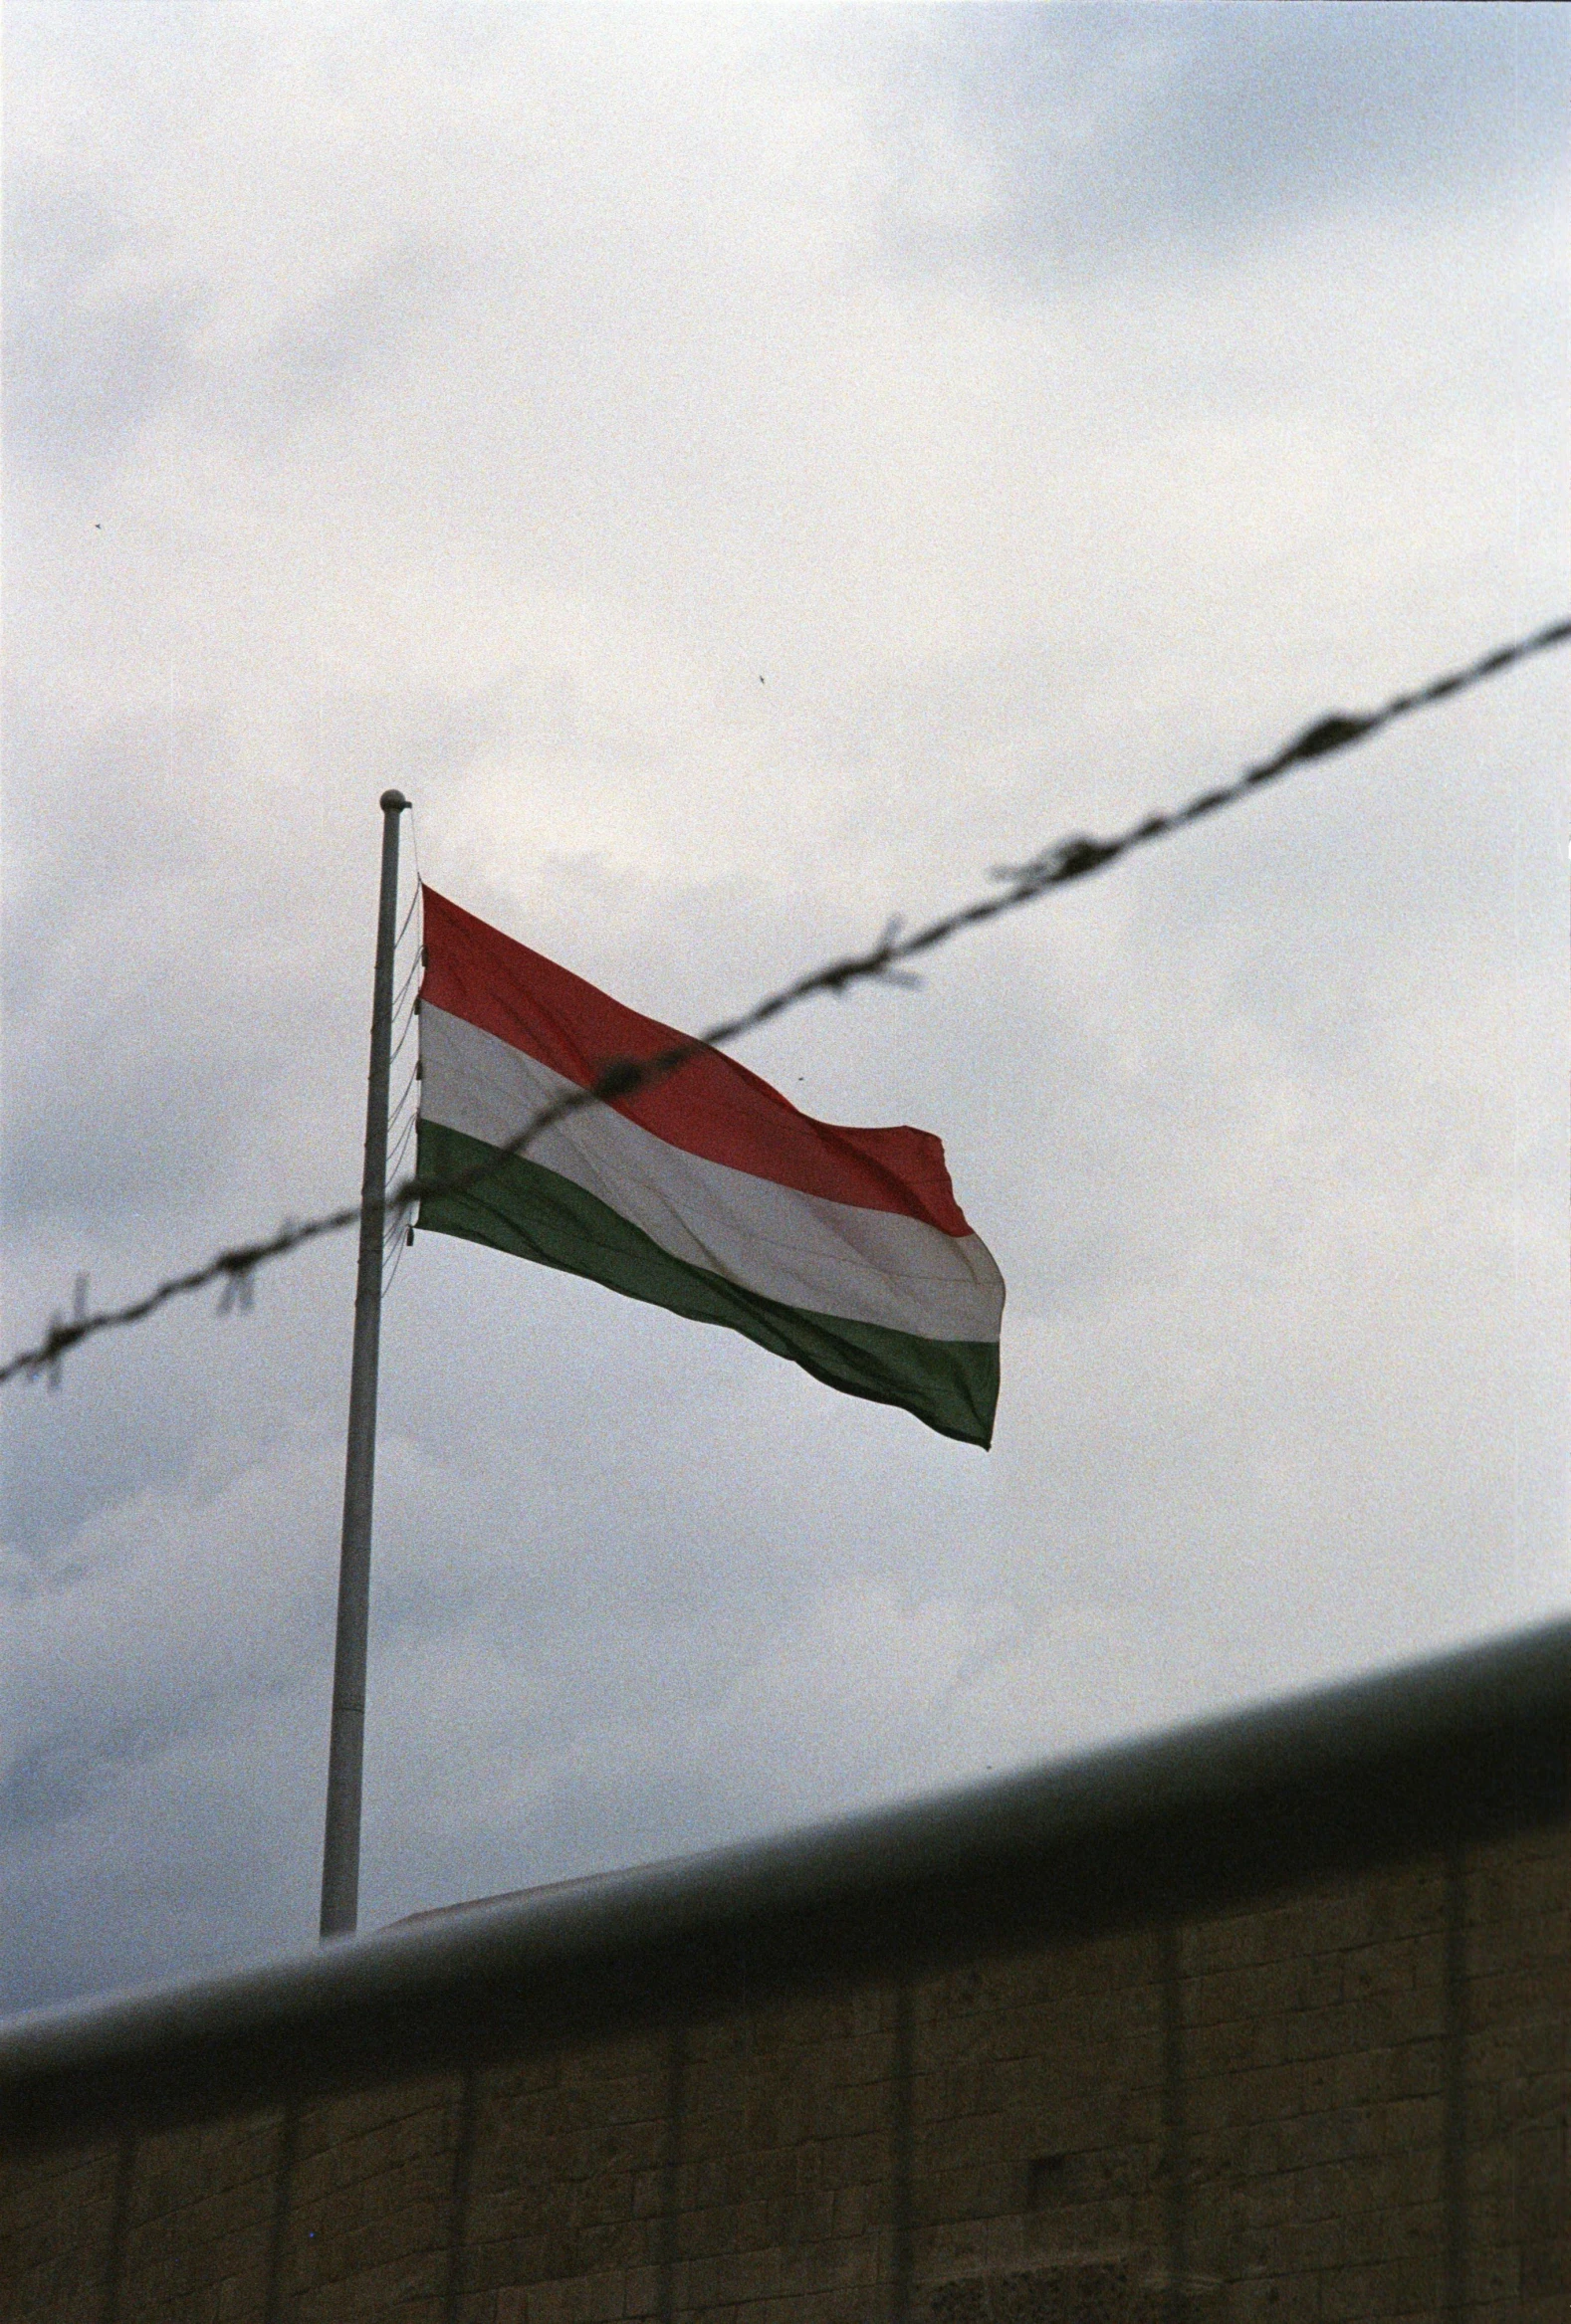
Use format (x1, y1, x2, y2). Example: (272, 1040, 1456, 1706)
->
(320, 787, 411, 1938)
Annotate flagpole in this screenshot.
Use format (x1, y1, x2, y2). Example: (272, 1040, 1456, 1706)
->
(321, 787, 411, 1938)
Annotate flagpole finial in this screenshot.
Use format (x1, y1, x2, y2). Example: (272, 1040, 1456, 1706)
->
(380, 789, 411, 812)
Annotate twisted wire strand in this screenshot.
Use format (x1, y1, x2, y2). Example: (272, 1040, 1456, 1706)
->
(5, 616, 1565, 1389)
(388, 995, 421, 1073)
(391, 944, 424, 1023)
(381, 1217, 411, 1298)
(383, 1116, 419, 1232)
(384, 1130, 417, 1216)
(388, 1056, 420, 1138)
(394, 878, 421, 953)
(386, 814, 426, 1025)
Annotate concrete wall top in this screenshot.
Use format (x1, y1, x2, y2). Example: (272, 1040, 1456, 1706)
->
(3, 1615, 1566, 2152)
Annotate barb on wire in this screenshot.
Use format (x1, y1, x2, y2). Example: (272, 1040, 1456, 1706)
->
(5, 614, 1566, 1390)
(43, 1276, 91, 1390)
(216, 1265, 256, 1316)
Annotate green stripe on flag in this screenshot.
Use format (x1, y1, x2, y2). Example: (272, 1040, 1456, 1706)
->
(416, 1118, 998, 1447)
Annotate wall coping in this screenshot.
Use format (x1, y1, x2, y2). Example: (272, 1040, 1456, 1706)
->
(4, 1614, 1566, 2145)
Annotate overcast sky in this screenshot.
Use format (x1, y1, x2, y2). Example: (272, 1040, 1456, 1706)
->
(4, 2, 1568, 2014)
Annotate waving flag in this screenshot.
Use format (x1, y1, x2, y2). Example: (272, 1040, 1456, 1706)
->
(415, 889, 1004, 1445)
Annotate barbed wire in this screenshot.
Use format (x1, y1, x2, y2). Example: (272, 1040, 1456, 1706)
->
(4, 615, 1566, 1390)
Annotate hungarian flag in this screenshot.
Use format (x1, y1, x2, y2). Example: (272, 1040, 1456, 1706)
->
(415, 889, 1004, 1446)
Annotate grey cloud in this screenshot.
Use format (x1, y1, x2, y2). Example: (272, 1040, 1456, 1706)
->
(219, 236, 452, 441)
(0, 1228, 353, 1562)
(2, 180, 200, 476)
(1, 1720, 173, 1838)
(1, 1695, 328, 2007)
(0, 668, 464, 1241)
(864, 3, 1570, 286)
(2, 4, 1565, 2016)
(4, 168, 449, 477)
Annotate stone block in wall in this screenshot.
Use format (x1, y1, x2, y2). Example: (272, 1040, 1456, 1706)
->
(496, 2264, 629, 2323)
(1517, 2105, 1569, 2295)
(929, 2257, 1138, 2324)
(923, 2255, 1228, 2324)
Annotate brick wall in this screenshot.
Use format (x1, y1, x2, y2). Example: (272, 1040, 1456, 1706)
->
(4, 1824, 1565, 2323)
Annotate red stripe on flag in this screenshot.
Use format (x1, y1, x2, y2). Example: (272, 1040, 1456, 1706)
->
(419, 887, 973, 1232)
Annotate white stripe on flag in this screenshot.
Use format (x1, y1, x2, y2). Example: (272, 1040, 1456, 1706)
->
(420, 1004, 1004, 1342)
